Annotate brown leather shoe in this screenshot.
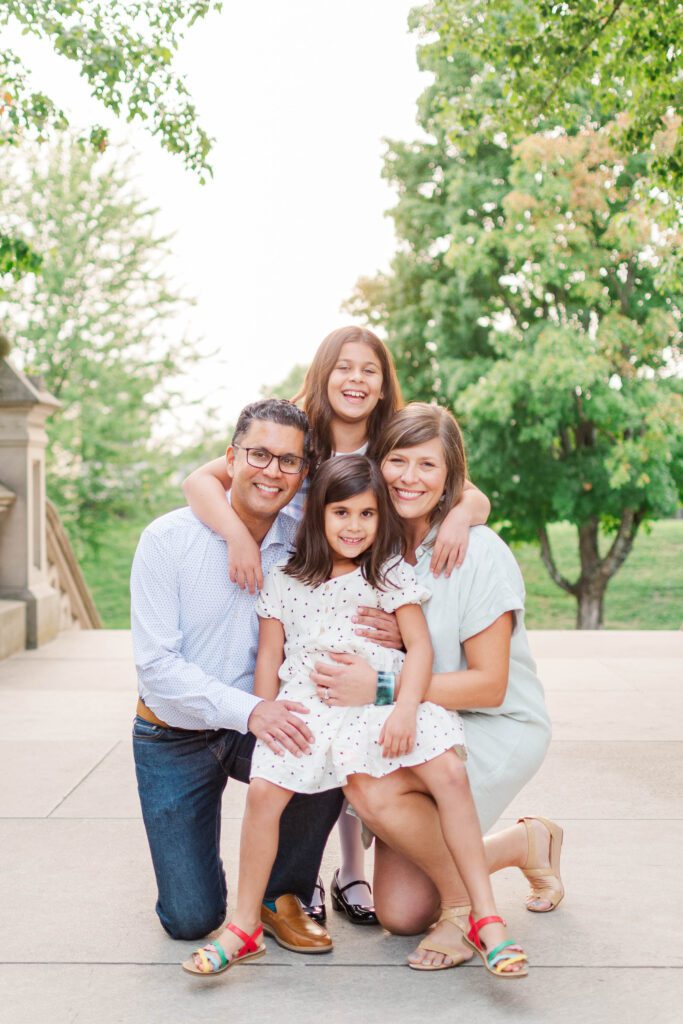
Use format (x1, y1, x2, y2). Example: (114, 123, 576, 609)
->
(261, 895, 333, 954)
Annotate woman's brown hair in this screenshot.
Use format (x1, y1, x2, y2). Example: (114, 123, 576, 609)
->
(375, 403, 468, 534)
(292, 326, 404, 463)
(285, 455, 404, 589)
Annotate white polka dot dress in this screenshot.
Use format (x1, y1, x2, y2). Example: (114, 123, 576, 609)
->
(250, 560, 466, 793)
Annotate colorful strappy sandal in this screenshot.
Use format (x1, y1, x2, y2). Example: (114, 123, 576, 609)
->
(464, 914, 529, 980)
(182, 922, 266, 976)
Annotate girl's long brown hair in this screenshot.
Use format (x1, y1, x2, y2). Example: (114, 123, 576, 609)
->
(285, 455, 404, 589)
(375, 403, 468, 533)
(292, 326, 403, 463)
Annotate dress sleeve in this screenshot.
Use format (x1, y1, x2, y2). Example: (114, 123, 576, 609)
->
(377, 559, 431, 612)
(457, 540, 524, 643)
(256, 564, 285, 620)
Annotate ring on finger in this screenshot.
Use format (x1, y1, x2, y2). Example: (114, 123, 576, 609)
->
(322, 686, 330, 701)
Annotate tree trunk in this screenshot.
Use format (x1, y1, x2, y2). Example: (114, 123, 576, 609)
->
(575, 578, 608, 628)
(575, 518, 605, 627)
(538, 510, 644, 629)
(573, 510, 643, 628)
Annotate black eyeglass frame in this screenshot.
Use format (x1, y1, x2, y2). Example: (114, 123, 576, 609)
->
(232, 444, 308, 475)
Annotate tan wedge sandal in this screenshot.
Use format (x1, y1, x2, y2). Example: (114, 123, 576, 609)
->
(518, 816, 564, 913)
(408, 906, 473, 971)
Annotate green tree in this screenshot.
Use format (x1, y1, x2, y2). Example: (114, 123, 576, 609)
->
(0, 136, 201, 549)
(0, 0, 219, 176)
(349, 38, 682, 628)
(0, 2, 220, 297)
(415, 0, 683, 191)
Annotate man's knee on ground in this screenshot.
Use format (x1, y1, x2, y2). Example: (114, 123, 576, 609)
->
(159, 902, 225, 941)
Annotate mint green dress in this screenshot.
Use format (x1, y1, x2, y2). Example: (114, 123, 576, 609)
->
(414, 526, 551, 833)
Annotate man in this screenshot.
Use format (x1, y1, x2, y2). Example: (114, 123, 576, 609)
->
(131, 398, 343, 951)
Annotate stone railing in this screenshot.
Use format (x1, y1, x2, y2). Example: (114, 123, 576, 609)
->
(0, 358, 101, 658)
(46, 500, 102, 631)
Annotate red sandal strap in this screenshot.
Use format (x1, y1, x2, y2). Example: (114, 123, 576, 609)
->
(467, 913, 508, 948)
(225, 921, 263, 954)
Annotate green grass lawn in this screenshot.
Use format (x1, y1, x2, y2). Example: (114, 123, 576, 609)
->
(80, 514, 682, 631)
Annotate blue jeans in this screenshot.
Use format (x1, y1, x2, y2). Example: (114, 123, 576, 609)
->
(133, 716, 343, 940)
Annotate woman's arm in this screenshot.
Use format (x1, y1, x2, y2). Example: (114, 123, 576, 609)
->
(422, 612, 512, 709)
(378, 604, 433, 758)
(253, 616, 286, 701)
(312, 611, 513, 712)
(430, 479, 492, 577)
(182, 456, 263, 592)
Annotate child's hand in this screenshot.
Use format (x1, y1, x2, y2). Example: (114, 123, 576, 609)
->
(227, 529, 263, 593)
(430, 507, 470, 577)
(379, 704, 417, 759)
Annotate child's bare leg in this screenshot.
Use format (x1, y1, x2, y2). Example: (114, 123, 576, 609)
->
(192, 778, 293, 970)
(411, 752, 524, 973)
(337, 800, 373, 907)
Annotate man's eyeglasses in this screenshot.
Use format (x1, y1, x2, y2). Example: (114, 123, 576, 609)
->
(233, 444, 307, 475)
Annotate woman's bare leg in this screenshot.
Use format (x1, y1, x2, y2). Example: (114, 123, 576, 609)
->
(411, 753, 525, 973)
(191, 778, 293, 970)
(345, 771, 552, 968)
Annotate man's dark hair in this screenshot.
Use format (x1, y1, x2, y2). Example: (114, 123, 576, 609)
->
(232, 399, 313, 461)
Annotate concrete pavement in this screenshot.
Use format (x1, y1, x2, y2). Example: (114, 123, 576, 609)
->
(0, 629, 681, 1023)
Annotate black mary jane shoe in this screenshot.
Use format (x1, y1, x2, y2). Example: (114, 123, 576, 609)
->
(330, 869, 379, 926)
(301, 876, 327, 925)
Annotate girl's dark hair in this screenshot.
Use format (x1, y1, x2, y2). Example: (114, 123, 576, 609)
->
(285, 455, 404, 589)
(292, 326, 404, 463)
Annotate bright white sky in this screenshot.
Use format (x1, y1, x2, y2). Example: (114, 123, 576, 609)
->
(4, 2, 429, 434)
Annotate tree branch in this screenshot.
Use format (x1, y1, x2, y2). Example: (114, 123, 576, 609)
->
(538, 525, 578, 595)
(540, 0, 626, 110)
(599, 508, 644, 582)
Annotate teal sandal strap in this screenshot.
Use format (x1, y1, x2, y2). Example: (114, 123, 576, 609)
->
(205, 937, 229, 970)
(486, 939, 520, 964)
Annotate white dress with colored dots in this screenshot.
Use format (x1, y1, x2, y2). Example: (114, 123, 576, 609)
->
(250, 559, 466, 794)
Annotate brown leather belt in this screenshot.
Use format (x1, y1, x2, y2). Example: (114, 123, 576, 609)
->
(136, 698, 171, 728)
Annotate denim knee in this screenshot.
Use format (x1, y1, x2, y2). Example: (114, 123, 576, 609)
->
(158, 898, 226, 941)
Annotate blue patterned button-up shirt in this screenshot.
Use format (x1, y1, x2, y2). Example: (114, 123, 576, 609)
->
(130, 505, 298, 732)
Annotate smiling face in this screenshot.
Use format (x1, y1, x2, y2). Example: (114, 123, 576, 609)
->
(226, 419, 307, 524)
(326, 341, 384, 425)
(323, 488, 379, 568)
(381, 437, 448, 529)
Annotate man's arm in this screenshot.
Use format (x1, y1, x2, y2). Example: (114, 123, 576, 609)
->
(131, 528, 261, 732)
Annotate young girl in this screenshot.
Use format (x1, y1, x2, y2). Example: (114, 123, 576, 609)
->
(182, 457, 528, 980)
(182, 326, 493, 920)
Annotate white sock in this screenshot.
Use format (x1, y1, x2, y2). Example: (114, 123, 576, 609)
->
(336, 801, 373, 907)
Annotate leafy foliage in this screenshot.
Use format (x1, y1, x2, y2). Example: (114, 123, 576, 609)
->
(414, 1, 683, 191)
(349, 25, 683, 626)
(0, 1, 220, 177)
(0, 137, 203, 549)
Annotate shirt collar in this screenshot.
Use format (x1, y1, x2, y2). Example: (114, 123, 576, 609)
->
(415, 526, 437, 562)
(261, 509, 295, 551)
(225, 490, 293, 552)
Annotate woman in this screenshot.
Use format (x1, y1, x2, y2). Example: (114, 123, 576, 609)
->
(311, 403, 561, 970)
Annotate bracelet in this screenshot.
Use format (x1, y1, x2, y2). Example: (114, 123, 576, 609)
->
(374, 671, 396, 706)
